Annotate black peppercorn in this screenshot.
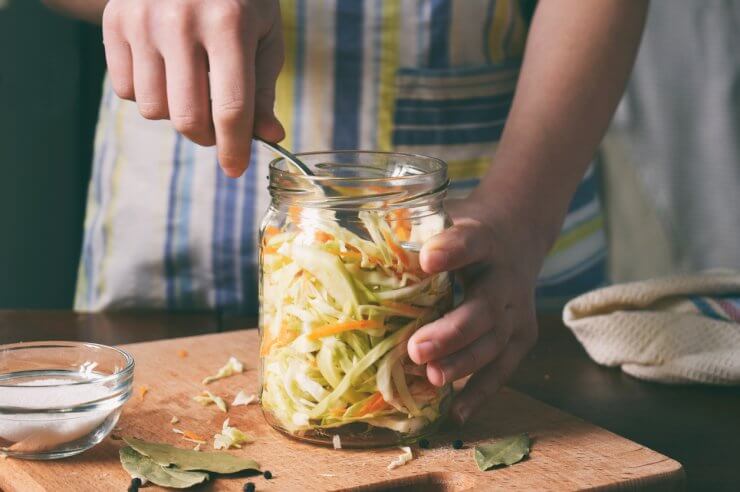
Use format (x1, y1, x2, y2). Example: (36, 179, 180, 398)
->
(452, 439, 464, 449)
(418, 438, 430, 449)
(128, 477, 142, 492)
(243, 482, 256, 492)
(263, 470, 273, 480)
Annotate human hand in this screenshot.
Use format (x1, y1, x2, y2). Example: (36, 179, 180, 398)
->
(102, 0, 285, 177)
(407, 197, 543, 424)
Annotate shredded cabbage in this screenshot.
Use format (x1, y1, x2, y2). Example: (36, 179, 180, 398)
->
(260, 208, 451, 436)
(202, 356, 244, 385)
(213, 418, 253, 450)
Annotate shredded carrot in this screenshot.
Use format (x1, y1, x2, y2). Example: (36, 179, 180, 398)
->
(263, 226, 281, 239)
(394, 225, 411, 242)
(139, 385, 149, 400)
(358, 392, 388, 416)
(380, 301, 427, 319)
(387, 209, 411, 242)
(263, 245, 279, 255)
(260, 325, 298, 356)
(259, 334, 274, 357)
(314, 230, 334, 243)
(277, 326, 297, 345)
(308, 320, 381, 340)
(177, 349, 188, 358)
(329, 406, 347, 418)
(382, 230, 410, 267)
(183, 430, 206, 441)
(338, 251, 362, 261)
(288, 205, 302, 226)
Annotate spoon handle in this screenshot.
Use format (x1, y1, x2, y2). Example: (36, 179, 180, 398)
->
(253, 137, 314, 176)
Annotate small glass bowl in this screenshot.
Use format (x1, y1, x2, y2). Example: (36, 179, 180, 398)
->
(0, 341, 134, 460)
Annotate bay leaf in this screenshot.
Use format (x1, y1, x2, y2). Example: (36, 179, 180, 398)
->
(123, 436, 260, 474)
(120, 446, 209, 489)
(474, 433, 531, 471)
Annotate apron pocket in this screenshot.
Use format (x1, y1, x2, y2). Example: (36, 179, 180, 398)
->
(391, 63, 520, 198)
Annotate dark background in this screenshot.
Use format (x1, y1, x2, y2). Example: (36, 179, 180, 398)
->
(0, 1, 105, 308)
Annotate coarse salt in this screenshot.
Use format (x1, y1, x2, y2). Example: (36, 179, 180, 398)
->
(0, 376, 113, 452)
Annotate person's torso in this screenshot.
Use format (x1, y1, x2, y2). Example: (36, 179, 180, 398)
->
(76, 0, 606, 313)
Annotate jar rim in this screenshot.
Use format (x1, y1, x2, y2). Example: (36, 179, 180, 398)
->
(267, 150, 449, 210)
(268, 150, 447, 184)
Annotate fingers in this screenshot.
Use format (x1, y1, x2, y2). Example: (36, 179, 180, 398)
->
(407, 278, 504, 365)
(101, 0, 285, 177)
(162, 41, 215, 146)
(102, 6, 134, 100)
(451, 305, 538, 424)
(420, 220, 494, 274)
(205, 24, 256, 177)
(254, 88, 285, 142)
(131, 45, 168, 120)
(425, 304, 513, 386)
(252, 9, 285, 143)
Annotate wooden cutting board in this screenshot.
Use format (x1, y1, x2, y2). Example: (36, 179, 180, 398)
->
(0, 331, 684, 491)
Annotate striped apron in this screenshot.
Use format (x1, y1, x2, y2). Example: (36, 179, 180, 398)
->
(75, 0, 607, 313)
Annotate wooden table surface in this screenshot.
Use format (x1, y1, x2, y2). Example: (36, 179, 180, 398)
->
(2, 310, 738, 491)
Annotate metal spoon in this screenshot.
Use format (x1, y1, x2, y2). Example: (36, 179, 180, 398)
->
(253, 137, 315, 177)
(253, 138, 374, 235)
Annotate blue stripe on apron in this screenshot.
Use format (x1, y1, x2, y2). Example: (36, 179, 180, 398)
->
(483, 0, 496, 63)
(212, 161, 240, 310)
(395, 105, 510, 125)
(448, 178, 481, 191)
(393, 121, 505, 146)
(332, 0, 364, 149)
(292, 0, 307, 151)
(395, 93, 513, 110)
(239, 147, 259, 315)
(370, 0, 384, 147)
(164, 133, 183, 309)
(164, 134, 196, 309)
(568, 167, 598, 212)
(428, 0, 451, 68)
(502, 0, 516, 57)
(536, 252, 607, 298)
(416, 0, 426, 66)
(83, 133, 108, 307)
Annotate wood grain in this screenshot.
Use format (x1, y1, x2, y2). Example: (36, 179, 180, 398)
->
(0, 330, 684, 491)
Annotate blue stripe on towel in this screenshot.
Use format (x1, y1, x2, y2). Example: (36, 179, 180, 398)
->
(690, 297, 726, 321)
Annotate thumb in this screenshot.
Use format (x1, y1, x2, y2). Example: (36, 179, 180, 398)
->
(420, 220, 493, 274)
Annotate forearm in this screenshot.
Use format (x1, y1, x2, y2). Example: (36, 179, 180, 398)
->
(42, 0, 106, 24)
(474, 0, 648, 256)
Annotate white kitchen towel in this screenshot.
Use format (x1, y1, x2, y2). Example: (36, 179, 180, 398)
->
(563, 272, 740, 384)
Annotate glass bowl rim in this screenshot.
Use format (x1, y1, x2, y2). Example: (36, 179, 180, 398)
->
(0, 340, 135, 389)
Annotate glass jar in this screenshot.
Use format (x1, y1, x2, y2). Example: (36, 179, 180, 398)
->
(258, 151, 453, 447)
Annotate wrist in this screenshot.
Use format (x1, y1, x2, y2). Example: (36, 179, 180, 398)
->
(469, 166, 569, 264)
